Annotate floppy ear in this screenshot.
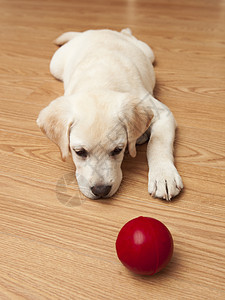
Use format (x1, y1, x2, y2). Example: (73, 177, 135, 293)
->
(121, 96, 153, 158)
(37, 96, 74, 161)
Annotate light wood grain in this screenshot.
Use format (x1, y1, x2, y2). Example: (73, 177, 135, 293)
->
(0, 0, 225, 299)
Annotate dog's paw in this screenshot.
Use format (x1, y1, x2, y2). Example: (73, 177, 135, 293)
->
(148, 161, 183, 201)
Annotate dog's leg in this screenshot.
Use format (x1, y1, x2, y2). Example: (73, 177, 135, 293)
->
(50, 44, 70, 81)
(146, 96, 183, 200)
(50, 32, 81, 81)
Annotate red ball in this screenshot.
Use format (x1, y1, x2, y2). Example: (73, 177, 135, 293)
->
(116, 216, 173, 275)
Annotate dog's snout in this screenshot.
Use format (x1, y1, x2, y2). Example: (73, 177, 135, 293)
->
(91, 185, 112, 198)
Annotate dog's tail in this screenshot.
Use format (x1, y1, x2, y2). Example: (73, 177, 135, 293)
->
(55, 29, 132, 46)
(121, 28, 132, 36)
(54, 32, 80, 46)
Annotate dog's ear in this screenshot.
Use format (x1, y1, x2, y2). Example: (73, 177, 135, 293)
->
(37, 96, 74, 161)
(121, 95, 153, 158)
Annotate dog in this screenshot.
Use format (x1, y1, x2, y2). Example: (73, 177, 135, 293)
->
(37, 28, 183, 200)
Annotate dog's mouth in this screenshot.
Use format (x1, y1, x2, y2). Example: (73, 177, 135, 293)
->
(76, 170, 122, 200)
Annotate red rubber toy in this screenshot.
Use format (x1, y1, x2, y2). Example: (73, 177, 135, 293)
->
(116, 216, 174, 275)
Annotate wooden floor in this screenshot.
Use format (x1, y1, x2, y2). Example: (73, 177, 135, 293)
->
(1, 0, 225, 299)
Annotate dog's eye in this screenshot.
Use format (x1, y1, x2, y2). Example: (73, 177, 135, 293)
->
(111, 147, 123, 156)
(74, 148, 88, 158)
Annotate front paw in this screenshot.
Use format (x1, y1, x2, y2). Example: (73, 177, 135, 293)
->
(148, 161, 183, 201)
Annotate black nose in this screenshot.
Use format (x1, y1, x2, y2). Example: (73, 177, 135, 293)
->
(91, 185, 112, 198)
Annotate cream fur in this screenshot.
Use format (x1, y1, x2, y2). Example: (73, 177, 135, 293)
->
(37, 29, 183, 200)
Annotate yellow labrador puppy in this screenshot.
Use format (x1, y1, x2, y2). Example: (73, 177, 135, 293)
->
(37, 29, 183, 200)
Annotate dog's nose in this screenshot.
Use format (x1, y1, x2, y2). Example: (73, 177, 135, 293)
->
(91, 185, 112, 198)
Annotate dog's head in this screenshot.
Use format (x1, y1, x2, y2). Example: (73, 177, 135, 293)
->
(37, 91, 153, 199)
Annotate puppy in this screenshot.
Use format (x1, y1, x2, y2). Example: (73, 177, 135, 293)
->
(37, 29, 183, 200)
